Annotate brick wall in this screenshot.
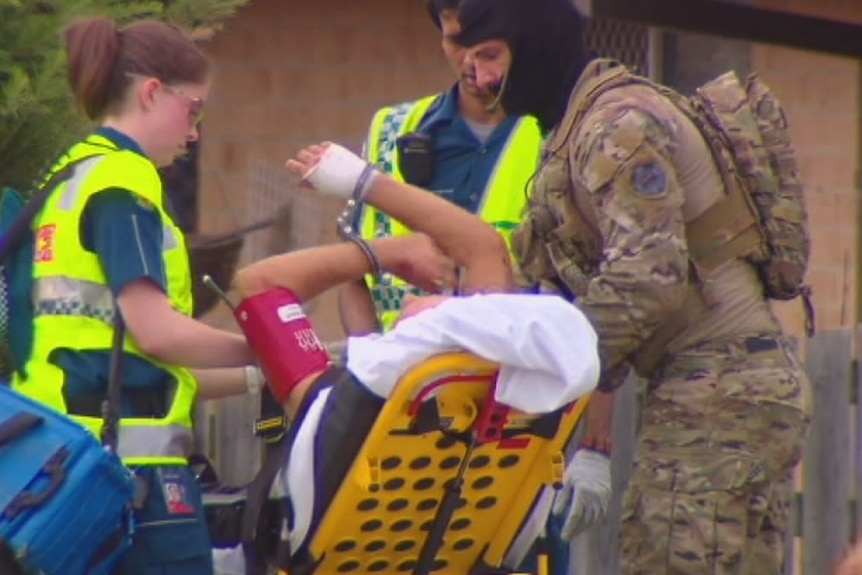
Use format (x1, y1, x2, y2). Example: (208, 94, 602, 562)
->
(196, 0, 452, 339)
(197, 0, 862, 342)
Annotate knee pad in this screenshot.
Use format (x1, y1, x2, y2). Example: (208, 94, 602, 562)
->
(234, 288, 332, 404)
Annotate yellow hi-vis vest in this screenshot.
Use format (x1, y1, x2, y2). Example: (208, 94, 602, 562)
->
(360, 94, 543, 331)
(13, 134, 198, 466)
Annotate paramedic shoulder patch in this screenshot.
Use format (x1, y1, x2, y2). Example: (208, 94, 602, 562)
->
(34, 224, 57, 263)
(631, 161, 668, 198)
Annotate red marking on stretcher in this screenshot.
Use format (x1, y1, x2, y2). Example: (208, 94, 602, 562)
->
(474, 378, 510, 446)
(408, 374, 496, 418)
(497, 438, 530, 449)
(408, 373, 544, 450)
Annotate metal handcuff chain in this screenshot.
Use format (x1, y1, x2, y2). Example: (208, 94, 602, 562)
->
(335, 164, 384, 280)
(333, 163, 463, 296)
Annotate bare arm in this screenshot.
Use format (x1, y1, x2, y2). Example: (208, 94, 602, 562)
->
(338, 280, 381, 336)
(363, 174, 512, 293)
(287, 143, 513, 294)
(192, 367, 249, 401)
(235, 236, 442, 301)
(118, 280, 253, 369)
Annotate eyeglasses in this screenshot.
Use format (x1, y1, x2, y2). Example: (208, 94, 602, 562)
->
(162, 84, 206, 126)
(124, 73, 207, 126)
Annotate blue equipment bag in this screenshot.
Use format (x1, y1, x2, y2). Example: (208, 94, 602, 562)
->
(0, 388, 136, 575)
(0, 156, 137, 574)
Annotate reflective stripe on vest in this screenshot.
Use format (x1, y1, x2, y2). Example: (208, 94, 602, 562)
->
(33, 276, 115, 323)
(14, 136, 198, 464)
(361, 100, 544, 330)
(114, 423, 193, 462)
(58, 155, 107, 210)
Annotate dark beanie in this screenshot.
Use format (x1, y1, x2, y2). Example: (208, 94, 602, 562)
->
(455, 0, 591, 132)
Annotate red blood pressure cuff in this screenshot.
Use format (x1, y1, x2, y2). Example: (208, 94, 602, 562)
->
(234, 288, 332, 404)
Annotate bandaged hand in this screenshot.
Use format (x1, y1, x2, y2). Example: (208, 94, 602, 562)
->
(285, 142, 378, 200)
(551, 449, 612, 540)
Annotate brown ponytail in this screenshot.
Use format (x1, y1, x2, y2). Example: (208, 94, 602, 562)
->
(62, 16, 211, 121)
(63, 16, 120, 121)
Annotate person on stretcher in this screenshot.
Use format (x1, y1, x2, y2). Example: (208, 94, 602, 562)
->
(231, 142, 603, 565)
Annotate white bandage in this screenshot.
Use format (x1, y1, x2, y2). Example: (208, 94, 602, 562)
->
(244, 365, 264, 395)
(303, 143, 378, 200)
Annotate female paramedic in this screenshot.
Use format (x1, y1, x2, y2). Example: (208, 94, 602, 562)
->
(10, 16, 262, 575)
(229, 142, 604, 572)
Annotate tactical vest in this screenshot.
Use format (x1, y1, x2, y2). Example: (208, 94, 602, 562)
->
(514, 61, 813, 377)
(361, 94, 544, 331)
(13, 134, 198, 466)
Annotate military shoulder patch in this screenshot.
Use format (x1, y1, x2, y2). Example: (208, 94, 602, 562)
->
(631, 160, 668, 198)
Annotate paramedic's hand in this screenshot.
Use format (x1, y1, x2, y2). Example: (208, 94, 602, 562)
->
(286, 142, 376, 200)
(387, 234, 457, 293)
(552, 449, 612, 540)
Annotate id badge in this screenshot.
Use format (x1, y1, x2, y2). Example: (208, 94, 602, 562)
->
(156, 467, 197, 516)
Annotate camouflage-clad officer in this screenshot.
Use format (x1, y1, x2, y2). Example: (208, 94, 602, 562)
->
(452, 0, 812, 573)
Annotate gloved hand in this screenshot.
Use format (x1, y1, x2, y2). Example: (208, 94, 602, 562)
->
(285, 142, 378, 200)
(551, 449, 612, 540)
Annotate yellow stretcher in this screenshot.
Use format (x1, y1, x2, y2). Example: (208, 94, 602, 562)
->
(281, 352, 590, 575)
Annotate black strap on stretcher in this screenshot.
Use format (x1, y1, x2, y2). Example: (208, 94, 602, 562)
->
(255, 386, 287, 450)
(241, 373, 336, 575)
(237, 386, 287, 573)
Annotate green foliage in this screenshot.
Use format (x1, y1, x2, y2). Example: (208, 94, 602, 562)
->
(0, 0, 249, 193)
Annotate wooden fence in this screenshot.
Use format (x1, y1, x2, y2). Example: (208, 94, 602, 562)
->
(199, 327, 861, 575)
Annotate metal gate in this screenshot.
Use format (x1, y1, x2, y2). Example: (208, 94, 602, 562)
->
(585, 16, 652, 77)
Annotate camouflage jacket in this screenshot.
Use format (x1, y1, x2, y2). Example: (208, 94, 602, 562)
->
(514, 59, 692, 391)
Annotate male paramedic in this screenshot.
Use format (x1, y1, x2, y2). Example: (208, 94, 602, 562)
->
(231, 142, 603, 573)
(341, 5, 566, 568)
(340, 0, 543, 335)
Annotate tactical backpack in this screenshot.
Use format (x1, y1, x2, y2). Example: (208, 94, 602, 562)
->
(607, 67, 812, 318)
(668, 71, 812, 303)
(517, 62, 814, 375)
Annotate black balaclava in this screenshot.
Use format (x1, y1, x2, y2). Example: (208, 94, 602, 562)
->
(425, 0, 462, 30)
(454, 0, 593, 133)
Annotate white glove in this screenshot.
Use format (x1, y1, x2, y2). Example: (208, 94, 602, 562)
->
(302, 143, 378, 200)
(551, 449, 612, 540)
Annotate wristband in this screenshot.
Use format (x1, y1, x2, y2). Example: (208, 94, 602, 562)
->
(234, 288, 332, 404)
(335, 199, 383, 280)
(352, 162, 377, 201)
(345, 235, 383, 279)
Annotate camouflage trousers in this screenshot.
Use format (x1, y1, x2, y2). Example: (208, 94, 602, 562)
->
(619, 335, 811, 575)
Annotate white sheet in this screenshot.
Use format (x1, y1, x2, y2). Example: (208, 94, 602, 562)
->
(280, 292, 600, 558)
(347, 293, 600, 413)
